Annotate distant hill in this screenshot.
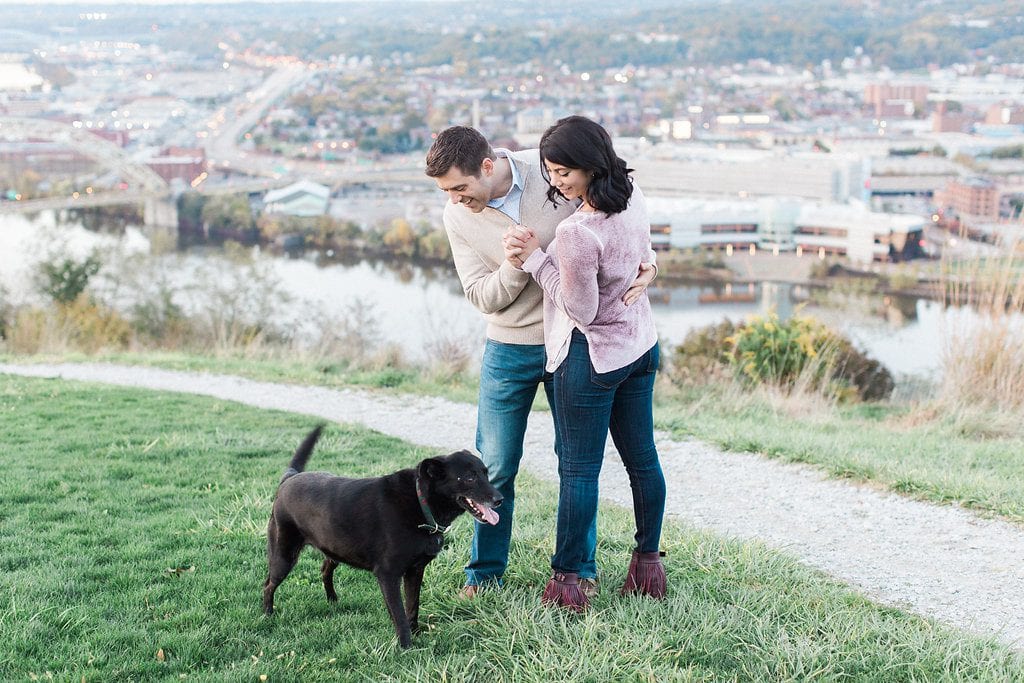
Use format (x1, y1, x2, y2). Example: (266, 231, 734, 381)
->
(0, 0, 1018, 70)
(299, 0, 1023, 70)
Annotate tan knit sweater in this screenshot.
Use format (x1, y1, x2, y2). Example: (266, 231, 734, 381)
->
(442, 149, 578, 345)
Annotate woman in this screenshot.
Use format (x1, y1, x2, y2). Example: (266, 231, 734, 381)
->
(503, 115, 666, 611)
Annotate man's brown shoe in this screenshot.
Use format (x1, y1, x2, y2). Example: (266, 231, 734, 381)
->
(579, 578, 599, 599)
(458, 584, 481, 599)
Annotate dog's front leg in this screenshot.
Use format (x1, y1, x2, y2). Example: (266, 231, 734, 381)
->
(375, 573, 412, 649)
(402, 563, 427, 633)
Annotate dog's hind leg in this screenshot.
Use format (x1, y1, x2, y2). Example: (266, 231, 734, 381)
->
(375, 572, 412, 649)
(402, 563, 427, 634)
(321, 558, 339, 602)
(263, 519, 304, 616)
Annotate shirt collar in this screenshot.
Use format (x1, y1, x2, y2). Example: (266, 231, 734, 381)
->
(487, 149, 523, 210)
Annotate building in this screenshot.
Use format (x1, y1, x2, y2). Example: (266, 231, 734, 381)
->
(514, 107, 571, 146)
(646, 196, 926, 264)
(629, 148, 866, 203)
(863, 83, 929, 119)
(145, 147, 206, 185)
(0, 140, 95, 175)
(932, 102, 975, 133)
(263, 180, 330, 216)
(934, 177, 1000, 221)
(985, 103, 1024, 126)
(866, 156, 962, 200)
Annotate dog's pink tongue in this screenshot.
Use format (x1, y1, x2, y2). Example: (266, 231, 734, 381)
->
(478, 503, 500, 526)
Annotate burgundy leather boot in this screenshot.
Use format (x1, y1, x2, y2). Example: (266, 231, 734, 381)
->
(541, 571, 589, 612)
(619, 550, 667, 599)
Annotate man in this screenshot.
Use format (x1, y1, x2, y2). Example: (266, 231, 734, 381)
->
(424, 126, 655, 597)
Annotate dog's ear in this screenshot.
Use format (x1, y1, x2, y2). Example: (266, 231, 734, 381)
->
(417, 457, 445, 480)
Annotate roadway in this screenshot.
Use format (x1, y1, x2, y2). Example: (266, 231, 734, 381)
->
(1, 63, 431, 217)
(200, 63, 431, 189)
(0, 189, 165, 215)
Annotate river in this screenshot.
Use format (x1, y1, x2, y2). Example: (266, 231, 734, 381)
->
(1, 210, 944, 380)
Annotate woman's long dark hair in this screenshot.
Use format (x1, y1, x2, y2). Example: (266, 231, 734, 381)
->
(539, 115, 634, 215)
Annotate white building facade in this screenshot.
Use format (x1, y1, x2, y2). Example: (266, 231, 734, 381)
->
(646, 196, 926, 264)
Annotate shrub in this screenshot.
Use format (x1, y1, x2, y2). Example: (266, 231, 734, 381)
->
(5, 297, 131, 354)
(727, 312, 825, 387)
(670, 313, 893, 402)
(668, 319, 737, 387)
(726, 311, 893, 401)
(131, 288, 194, 348)
(7, 307, 49, 354)
(35, 252, 101, 304)
(417, 229, 452, 261)
(382, 219, 417, 257)
(58, 296, 132, 352)
(828, 335, 895, 401)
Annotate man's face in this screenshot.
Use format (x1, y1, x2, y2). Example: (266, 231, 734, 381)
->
(433, 158, 494, 213)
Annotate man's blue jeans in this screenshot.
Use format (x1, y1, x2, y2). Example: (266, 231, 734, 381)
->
(466, 339, 598, 586)
(550, 331, 665, 574)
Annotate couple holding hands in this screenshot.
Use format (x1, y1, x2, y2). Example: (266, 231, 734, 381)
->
(424, 115, 666, 611)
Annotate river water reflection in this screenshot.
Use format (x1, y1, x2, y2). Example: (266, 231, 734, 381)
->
(265, 252, 944, 379)
(1, 212, 942, 379)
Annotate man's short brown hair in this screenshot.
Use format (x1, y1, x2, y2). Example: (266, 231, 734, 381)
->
(424, 126, 495, 178)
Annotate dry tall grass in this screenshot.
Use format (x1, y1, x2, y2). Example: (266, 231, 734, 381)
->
(937, 235, 1024, 429)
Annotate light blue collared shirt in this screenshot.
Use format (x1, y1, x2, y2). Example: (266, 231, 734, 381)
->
(487, 149, 524, 223)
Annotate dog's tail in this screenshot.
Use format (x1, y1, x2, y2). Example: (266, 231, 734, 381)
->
(281, 424, 324, 483)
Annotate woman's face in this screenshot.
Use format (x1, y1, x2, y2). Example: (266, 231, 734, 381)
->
(543, 161, 591, 202)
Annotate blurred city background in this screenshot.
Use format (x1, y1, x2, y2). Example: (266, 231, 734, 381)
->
(1, 0, 1021, 382)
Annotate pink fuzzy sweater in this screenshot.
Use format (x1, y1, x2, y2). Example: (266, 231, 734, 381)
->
(522, 185, 658, 373)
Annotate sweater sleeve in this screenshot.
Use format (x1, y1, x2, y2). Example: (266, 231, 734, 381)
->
(445, 221, 531, 315)
(522, 222, 601, 326)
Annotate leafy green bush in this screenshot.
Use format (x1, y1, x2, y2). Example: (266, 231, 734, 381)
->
(669, 313, 894, 402)
(829, 335, 896, 401)
(727, 312, 826, 387)
(726, 311, 893, 401)
(35, 252, 101, 304)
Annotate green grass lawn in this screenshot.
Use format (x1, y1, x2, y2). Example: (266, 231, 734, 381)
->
(1, 375, 1022, 681)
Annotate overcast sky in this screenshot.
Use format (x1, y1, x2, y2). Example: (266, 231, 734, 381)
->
(0, 0, 403, 4)
(0, 0, 395, 5)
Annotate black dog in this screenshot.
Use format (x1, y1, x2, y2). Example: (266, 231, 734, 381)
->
(262, 425, 503, 649)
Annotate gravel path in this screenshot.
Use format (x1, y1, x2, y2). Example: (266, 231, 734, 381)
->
(4, 362, 1023, 649)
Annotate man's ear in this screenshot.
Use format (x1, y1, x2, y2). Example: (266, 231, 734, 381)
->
(418, 457, 445, 480)
(481, 157, 494, 177)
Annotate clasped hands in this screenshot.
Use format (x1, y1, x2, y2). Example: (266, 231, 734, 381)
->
(501, 224, 658, 306)
(502, 225, 539, 269)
